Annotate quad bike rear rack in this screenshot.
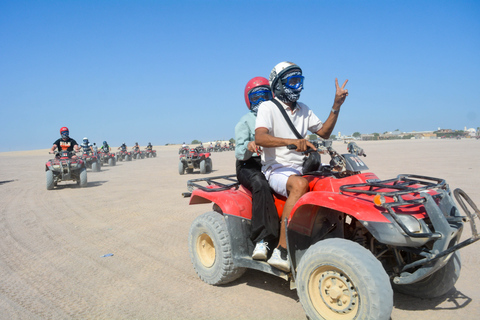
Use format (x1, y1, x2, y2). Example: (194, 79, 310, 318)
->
(340, 174, 480, 283)
(182, 174, 239, 198)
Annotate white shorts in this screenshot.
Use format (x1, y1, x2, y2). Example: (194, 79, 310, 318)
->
(263, 164, 303, 197)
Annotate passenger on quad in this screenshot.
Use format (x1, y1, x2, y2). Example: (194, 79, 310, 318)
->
(132, 142, 140, 152)
(92, 142, 98, 156)
(100, 141, 111, 153)
(235, 76, 278, 261)
(118, 143, 127, 152)
(80, 137, 94, 155)
(50, 126, 80, 158)
(255, 61, 349, 271)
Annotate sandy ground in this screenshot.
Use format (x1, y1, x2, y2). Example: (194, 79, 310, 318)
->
(0, 139, 479, 320)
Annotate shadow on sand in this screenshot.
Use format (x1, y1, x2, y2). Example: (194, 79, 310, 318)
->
(215, 269, 471, 315)
(0, 180, 16, 185)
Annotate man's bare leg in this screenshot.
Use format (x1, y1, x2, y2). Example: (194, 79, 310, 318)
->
(277, 175, 309, 249)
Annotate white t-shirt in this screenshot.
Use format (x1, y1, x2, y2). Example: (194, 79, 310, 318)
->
(255, 98, 323, 169)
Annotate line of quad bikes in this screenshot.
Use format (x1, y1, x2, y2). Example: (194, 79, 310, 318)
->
(45, 147, 157, 190)
(44, 138, 480, 319)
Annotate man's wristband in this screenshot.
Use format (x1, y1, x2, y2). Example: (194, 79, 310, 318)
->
(331, 108, 340, 114)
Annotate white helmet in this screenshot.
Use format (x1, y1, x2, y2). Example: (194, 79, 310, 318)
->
(269, 61, 302, 92)
(83, 137, 88, 144)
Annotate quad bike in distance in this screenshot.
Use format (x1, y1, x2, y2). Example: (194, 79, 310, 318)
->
(45, 150, 87, 190)
(80, 151, 101, 172)
(145, 148, 157, 158)
(117, 150, 132, 162)
(132, 148, 145, 160)
(179, 146, 190, 155)
(183, 141, 480, 320)
(179, 147, 212, 175)
(97, 151, 116, 166)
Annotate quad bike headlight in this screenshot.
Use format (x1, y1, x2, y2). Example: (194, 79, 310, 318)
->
(396, 214, 422, 233)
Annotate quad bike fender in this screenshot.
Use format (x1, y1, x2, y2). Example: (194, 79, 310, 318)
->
(287, 191, 391, 237)
(189, 188, 252, 219)
(290, 191, 391, 224)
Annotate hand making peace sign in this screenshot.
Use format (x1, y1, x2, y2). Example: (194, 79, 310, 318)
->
(333, 78, 349, 109)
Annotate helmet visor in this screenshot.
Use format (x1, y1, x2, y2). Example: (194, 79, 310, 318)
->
(282, 75, 304, 89)
(61, 131, 69, 138)
(248, 90, 273, 106)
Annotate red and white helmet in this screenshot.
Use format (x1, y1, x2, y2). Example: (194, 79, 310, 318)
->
(60, 126, 69, 139)
(244, 76, 272, 110)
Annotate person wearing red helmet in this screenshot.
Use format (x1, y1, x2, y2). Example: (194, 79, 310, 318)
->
(50, 127, 80, 155)
(235, 76, 278, 261)
(255, 61, 348, 272)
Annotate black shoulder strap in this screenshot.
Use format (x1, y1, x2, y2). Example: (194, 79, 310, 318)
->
(271, 99, 303, 139)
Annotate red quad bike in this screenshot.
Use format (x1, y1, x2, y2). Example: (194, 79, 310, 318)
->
(183, 141, 480, 320)
(117, 150, 132, 162)
(179, 147, 213, 175)
(80, 151, 101, 172)
(45, 150, 87, 190)
(97, 151, 116, 166)
(145, 149, 157, 158)
(179, 146, 190, 155)
(132, 149, 145, 160)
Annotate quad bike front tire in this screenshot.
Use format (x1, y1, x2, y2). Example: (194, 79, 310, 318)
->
(200, 160, 207, 174)
(108, 158, 115, 166)
(392, 251, 461, 298)
(78, 168, 87, 187)
(46, 170, 54, 190)
(136, 154, 140, 160)
(296, 238, 393, 320)
(178, 161, 185, 175)
(188, 211, 246, 285)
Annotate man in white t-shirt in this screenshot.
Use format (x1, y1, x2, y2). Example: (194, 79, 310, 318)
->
(255, 61, 348, 272)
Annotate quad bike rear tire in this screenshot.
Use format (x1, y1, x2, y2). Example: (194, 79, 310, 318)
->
(78, 168, 87, 187)
(206, 158, 213, 173)
(46, 170, 54, 190)
(108, 158, 115, 166)
(296, 238, 393, 320)
(178, 161, 185, 175)
(188, 211, 246, 285)
(200, 160, 207, 174)
(392, 251, 461, 298)
(92, 161, 100, 172)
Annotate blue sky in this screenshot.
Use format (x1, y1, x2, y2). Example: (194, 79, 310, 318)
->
(1, 0, 479, 152)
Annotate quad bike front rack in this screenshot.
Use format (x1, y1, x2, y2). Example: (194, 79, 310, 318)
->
(340, 174, 480, 283)
(182, 174, 239, 198)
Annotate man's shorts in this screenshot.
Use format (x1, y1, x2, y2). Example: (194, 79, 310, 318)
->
(263, 164, 303, 197)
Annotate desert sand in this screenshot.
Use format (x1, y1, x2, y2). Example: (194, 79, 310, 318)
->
(0, 139, 479, 319)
